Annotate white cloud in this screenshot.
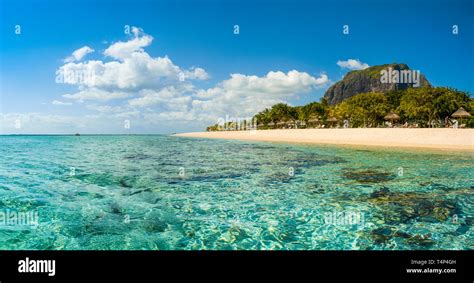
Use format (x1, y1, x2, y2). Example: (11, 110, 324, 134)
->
(143, 111, 197, 122)
(62, 88, 131, 102)
(36, 27, 335, 133)
(197, 70, 327, 99)
(104, 29, 153, 60)
(86, 104, 124, 113)
(64, 46, 94, 63)
(185, 67, 210, 80)
(337, 59, 369, 70)
(85, 70, 329, 124)
(128, 87, 192, 109)
(52, 100, 72, 106)
(57, 54, 188, 90)
(56, 28, 209, 94)
(178, 70, 329, 122)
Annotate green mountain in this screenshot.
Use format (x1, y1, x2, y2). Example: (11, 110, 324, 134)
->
(324, 63, 431, 105)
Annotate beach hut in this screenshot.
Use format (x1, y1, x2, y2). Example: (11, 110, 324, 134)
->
(276, 121, 286, 128)
(285, 120, 297, 128)
(296, 120, 306, 128)
(384, 112, 400, 121)
(327, 117, 338, 127)
(307, 117, 319, 128)
(384, 112, 400, 127)
(451, 107, 471, 126)
(267, 121, 275, 129)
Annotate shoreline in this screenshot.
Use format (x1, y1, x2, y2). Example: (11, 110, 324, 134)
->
(175, 128, 474, 152)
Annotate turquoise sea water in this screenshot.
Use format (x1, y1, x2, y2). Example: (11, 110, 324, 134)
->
(0, 135, 472, 250)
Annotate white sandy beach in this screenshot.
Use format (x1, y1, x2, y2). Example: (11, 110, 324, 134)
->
(176, 128, 474, 151)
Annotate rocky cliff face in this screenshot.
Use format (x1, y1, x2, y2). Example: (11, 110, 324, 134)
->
(324, 63, 431, 105)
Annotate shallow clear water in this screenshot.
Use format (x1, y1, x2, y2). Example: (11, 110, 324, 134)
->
(0, 135, 472, 250)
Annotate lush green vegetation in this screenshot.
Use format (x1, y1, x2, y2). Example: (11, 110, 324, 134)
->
(345, 63, 409, 80)
(206, 87, 473, 131)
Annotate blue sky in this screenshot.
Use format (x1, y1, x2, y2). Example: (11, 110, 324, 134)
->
(0, 0, 472, 134)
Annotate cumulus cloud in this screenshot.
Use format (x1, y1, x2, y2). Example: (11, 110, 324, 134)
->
(79, 69, 328, 123)
(104, 29, 153, 60)
(39, 27, 335, 133)
(63, 46, 94, 63)
(62, 88, 131, 102)
(57, 54, 192, 90)
(56, 27, 209, 96)
(128, 87, 191, 109)
(189, 70, 329, 120)
(196, 71, 328, 99)
(337, 59, 369, 70)
(185, 67, 210, 80)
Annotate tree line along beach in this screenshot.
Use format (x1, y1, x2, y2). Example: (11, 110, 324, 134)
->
(180, 63, 473, 151)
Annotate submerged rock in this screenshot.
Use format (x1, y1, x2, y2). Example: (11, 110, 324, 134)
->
(406, 233, 435, 247)
(74, 173, 139, 189)
(85, 214, 130, 236)
(371, 227, 394, 244)
(394, 231, 411, 239)
(344, 169, 395, 183)
(306, 184, 326, 194)
(465, 217, 474, 226)
(109, 201, 122, 214)
(119, 178, 133, 188)
(455, 224, 470, 235)
(370, 187, 391, 198)
(264, 172, 295, 184)
(368, 187, 463, 224)
(432, 207, 450, 221)
(140, 210, 181, 233)
(424, 183, 451, 191)
(184, 172, 244, 182)
(370, 227, 436, 247)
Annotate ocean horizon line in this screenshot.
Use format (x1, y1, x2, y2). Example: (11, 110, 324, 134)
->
(0, 133, 174, 136)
